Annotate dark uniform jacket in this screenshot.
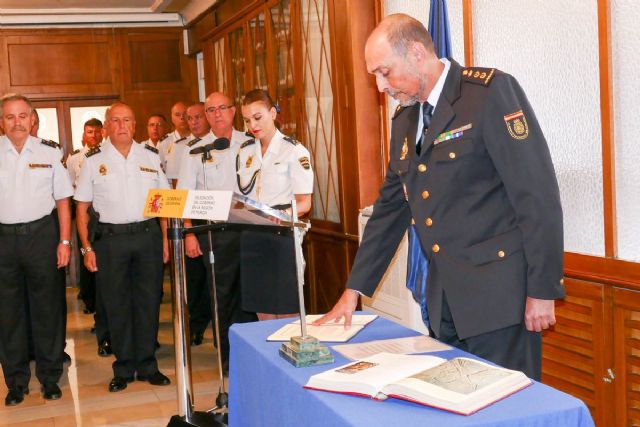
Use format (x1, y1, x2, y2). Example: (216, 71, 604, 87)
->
(347, 59, 565, 339)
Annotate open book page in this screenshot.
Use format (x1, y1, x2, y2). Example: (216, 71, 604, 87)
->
(332, 335, 451, 360)
(267, 315, 378, 342)
(382, 357, 532, 415)
(304, 353, 445, 398)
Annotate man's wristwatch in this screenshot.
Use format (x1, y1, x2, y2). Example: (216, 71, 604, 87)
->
(59, 240, 72, 247)
(80, 246, 93, 256)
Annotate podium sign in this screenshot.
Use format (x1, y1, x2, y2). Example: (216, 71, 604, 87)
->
(143, 189, 233, 221)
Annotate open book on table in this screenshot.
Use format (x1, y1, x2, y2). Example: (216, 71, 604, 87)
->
(304, 352, 532, 416)
(267, 314, 378, 343)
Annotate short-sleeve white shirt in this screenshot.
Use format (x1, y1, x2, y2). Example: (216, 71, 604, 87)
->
(0, 135, 73, 224)
(164, 130, 193, 180)
(74, 139, 170, 224)
(66, 145, 90, 187)
(235, 129, 313, 207)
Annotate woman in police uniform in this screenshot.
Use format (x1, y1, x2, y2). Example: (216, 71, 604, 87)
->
(237, 89, 313, 320)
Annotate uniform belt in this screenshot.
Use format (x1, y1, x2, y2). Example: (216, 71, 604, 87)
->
(0, 214, 53, 236)
(98, 219, 156, 235)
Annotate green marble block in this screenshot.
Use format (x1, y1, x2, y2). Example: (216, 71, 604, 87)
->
(279, 336, 335, 368)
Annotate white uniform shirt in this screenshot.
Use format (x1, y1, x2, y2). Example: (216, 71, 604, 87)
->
(74, 139, 170, 224)
(141, 134, 170, 168)
(0, 135, 73, 224)
(164, 130, 193, 180)
(235, 129, 313, 207)
(176, 129, 246, 192)
(66, 145, 90, 187)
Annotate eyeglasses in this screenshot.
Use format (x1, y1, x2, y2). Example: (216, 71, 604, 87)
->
(205, 105, 234, 114)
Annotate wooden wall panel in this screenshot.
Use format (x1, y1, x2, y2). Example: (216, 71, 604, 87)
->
(542, 278, 609, 426)
(613, 287, 640, 427)
(1, 32, 117, 98)
(129, 39, 182, 85)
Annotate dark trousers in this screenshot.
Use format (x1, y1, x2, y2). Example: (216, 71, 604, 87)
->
(198, 229, 255, 363)
(78, 240, 110, 344)
(0, 215, 65, 389)
(94, 220, 163, 378)
(430, 291, 542, 380)
(186, 254, 210, 336)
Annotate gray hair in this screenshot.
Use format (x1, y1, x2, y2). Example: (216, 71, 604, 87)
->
(0, 93, 34, 118)
(383, 14, 435, 57)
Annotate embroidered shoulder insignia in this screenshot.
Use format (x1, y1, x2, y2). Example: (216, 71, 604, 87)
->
(86, 147, 101, 158)
(392, 104, 407, 120)
(41, 139, 60, 149)
(174, 136, 187, 144)
(144, 144, 159, 154)
(187, 137, 201, 147)
(462, 67, 496, 86)
(240, 139, 256, 149)
(245, 131, 254, 138)
(71, 148, 81, 155)
(159, 133, 170, 141)
(283, 135, 299, 146)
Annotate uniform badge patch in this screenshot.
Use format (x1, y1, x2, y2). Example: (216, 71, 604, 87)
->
(245, 156, 253, 168)
(299, 157, 310, 170)
(29, 163, 52, 169)
(400, 138, 408, 160)
(99, 164, 108, 176)
(504, 110, 529, 140)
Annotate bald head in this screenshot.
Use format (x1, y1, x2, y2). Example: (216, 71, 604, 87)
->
(105, 102, 136, 146)
(365, 13, 442, 106)
(171, 101, 189, 135)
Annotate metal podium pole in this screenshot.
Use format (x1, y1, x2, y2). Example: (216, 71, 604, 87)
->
(167, 217, 224, 427)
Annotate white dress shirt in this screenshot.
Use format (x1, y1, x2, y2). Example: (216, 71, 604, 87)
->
(0, 135, 73, 224)
(66, 145, 90, 187)
(74, 139, 170, 224)
(164, 130, 193, 180)
(235, 129, 313, 207)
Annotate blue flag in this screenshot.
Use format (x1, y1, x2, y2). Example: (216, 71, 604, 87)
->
(406, 0, 452, 328)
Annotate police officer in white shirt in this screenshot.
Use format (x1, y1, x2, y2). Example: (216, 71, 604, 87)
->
(177, 92, 256, 366)
(140, 114, 169, 167)
(164, 102, 193, 187)
(0, 94, 73, 406)
(67, 118, 103, 187)
(237, 89, 313, 321)
(75, 102, 171, 393)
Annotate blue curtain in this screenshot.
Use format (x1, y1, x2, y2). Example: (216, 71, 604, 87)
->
(405, 0, 452, 327)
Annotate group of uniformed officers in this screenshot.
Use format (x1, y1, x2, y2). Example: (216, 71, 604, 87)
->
(0, 89, 314, 406)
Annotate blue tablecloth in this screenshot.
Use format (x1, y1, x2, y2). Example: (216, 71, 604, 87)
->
(229, 315, 594, 427)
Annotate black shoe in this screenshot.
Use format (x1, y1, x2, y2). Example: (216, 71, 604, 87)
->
(5, 387, 28, 406)
(97, 340, 112, 357)
(191, 332, 204, 346)
(137, 371, 170, 386)
(108, 376, 133, 393)
(63, 352, 72, 364)
(42, 383, 61, 400)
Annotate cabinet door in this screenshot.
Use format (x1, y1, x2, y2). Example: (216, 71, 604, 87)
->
(613, 287, 640, 426)
(542, 278, 608, 426)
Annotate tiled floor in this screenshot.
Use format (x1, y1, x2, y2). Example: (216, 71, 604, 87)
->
(0, 284, 223, 426)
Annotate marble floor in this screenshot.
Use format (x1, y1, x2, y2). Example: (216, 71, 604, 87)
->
(0, 284, 224, 427)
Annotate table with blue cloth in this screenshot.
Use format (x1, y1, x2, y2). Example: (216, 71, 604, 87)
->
(229, 314, 594, 427)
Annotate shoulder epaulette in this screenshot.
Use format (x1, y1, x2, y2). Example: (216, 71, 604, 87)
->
(240, 139, 255, 149)
(159, 133, 170, 142)
(187, 137, 201, 147)
(85, 147, 101, 158)
(71, 148, 81, 156)
(461, 67, 496, 86)
(392, 104, 407, 120)
(144, 144, 159, 154)
(175, 136, 187, 144)
(245, 131, 254, 138)
(283, 135, 299, 146)
(41, 139, 61, 149)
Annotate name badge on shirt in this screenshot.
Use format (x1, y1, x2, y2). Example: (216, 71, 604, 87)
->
(140, 166, 158, 174)
(29, 163, 52, 169)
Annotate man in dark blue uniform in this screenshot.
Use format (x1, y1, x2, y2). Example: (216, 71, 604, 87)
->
(317, 14, 564, 380)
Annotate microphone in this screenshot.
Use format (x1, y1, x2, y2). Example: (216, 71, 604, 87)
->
(189, 137, 230, 155)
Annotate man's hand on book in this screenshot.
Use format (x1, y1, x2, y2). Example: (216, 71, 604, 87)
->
(524, 297, 556, 332)
(313, 289, 359, 329)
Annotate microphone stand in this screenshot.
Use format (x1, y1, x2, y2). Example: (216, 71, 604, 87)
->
(199, 149, 229, 423)
(167, 147, 226, 427)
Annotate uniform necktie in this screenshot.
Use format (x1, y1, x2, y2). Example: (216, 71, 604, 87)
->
(416, 102, 434, 155)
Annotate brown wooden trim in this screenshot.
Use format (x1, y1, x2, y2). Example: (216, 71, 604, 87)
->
(200, 0, 262, 42)
(309, 227, 359, 243)
(564, 252, 640, 289)
(597, 0, 616, 258)
(462, 0, 474, 66)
